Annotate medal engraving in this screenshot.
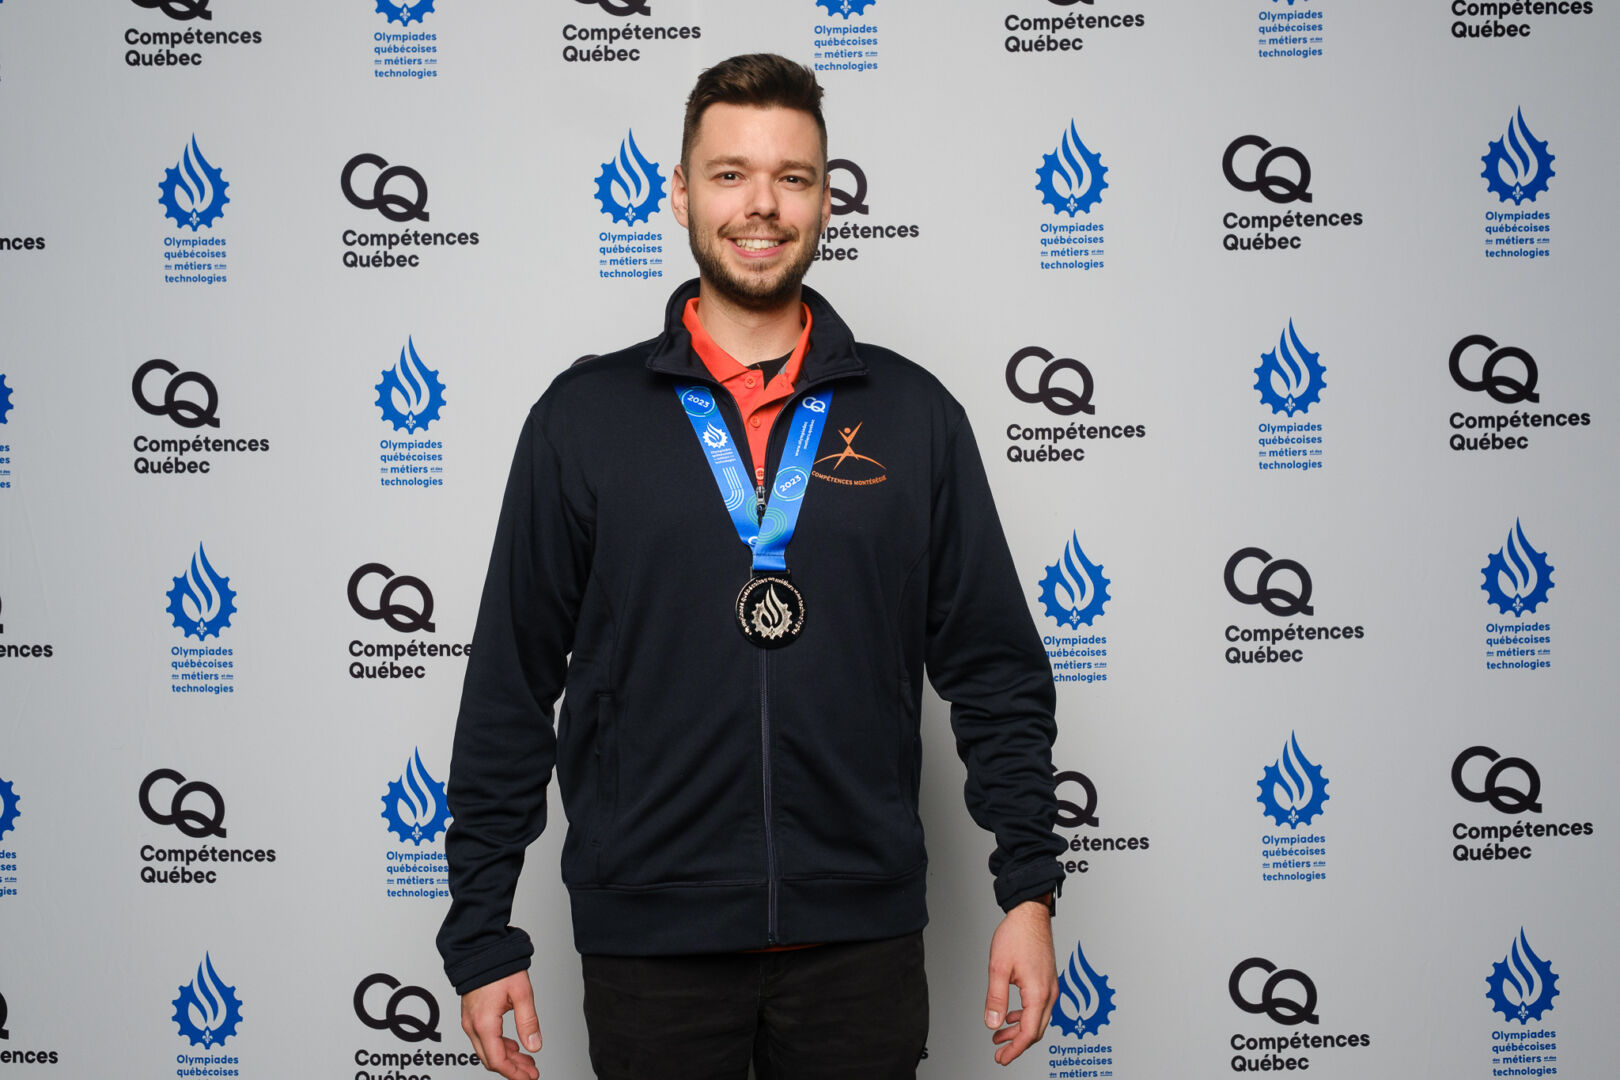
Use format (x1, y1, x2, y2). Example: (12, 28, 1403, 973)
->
(736, 576, 805, 648)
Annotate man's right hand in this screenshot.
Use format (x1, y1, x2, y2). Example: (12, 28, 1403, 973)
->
(461, 970, 542, 1080)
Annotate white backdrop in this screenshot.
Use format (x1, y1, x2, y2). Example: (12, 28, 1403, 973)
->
(1, 2, 1616, 1078)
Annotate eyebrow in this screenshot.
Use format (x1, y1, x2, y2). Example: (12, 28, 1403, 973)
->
(703, 155, 822, 176)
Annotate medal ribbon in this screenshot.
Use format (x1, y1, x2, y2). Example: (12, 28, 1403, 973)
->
(673, 383, 832, 572)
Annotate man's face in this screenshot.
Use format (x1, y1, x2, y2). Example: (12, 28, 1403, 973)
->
(673, 103, 831, 312)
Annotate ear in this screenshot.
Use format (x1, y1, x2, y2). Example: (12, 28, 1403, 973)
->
(672, 163, 690, 228)
(820, 172, 832, 230)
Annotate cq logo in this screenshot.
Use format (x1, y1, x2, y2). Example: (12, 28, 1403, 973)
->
(0, 988, 8, 1039)
(1229, 957, 1319, 1026)
(133, 359, 219, 429)
(133, 0, 212, 21)
(348, 564, 436, 633)
(827, 159, 869, 216)
(1222, 135, 1313, 205)
(1048, 0, 1094, 5)
(341, 154, 430, 223)
(139, 768, 226, 838)
(1449, 335, 1539, 405)
(1225, 548, 1313, 617)
(577, 0, 652, 14)
(354, 973, 441, 1043)
(1452, 746, 1542, 815)
(1005, 346, 1095, 416)
(1054, 770, 1099, 829)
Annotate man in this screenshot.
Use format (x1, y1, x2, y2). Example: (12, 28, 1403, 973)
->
(438, 54, 1066, 1080)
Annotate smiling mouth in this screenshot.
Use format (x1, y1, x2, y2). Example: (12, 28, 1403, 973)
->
(727, 234, 792, 252)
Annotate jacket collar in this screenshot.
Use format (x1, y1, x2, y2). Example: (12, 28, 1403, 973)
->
(645, 278, 867, 387)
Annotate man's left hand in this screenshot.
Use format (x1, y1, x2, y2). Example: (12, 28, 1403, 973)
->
(983, 898, 1058, 1067)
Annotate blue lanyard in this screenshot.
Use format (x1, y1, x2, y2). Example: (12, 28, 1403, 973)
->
(673, 383, 832, 573)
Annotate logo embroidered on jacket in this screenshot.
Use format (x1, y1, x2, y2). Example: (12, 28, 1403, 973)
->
(812, 422, 887, 485)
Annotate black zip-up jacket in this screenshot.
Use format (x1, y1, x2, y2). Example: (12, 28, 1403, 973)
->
(438, 280, 1064, 994)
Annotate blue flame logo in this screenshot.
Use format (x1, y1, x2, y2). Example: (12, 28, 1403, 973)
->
(375, 0, 435, 24)
(0, 775, 19, 841)
(0, 374, 12, 424)
(594, 130, 667, 227)
(1254, 320, 1326, 416)
(1481, 520, 1554, 617)
(816, 0, 876, 15)
(1050, 938, 1116, 1040)
(171, 953, 244, 1048)
(1038, 532, 1111, 628)
(1257, 732, 1329, 828)
(165, 544, 238, 641)
(375, 337, 447, 433)
(1487, 929, 1560, 1024)
(159, 136, 230, 231)
(382, 749, 452, 845)
(1036, 121, 1108, 217)
(1481, 109, 1555, 205)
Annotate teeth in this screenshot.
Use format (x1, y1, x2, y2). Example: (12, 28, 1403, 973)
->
(733, 238, 781, 251)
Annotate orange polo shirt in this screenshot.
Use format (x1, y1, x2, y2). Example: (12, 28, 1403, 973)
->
(683, 298, 813, 485)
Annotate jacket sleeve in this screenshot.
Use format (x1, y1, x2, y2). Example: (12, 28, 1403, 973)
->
(923, 408, 1066, 911)
(437, 399, 593, 994)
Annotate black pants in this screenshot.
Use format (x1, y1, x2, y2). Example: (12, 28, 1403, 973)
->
(582, 932, 928, 1080)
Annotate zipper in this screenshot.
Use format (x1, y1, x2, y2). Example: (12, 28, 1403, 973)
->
(760, 648, 778, 943)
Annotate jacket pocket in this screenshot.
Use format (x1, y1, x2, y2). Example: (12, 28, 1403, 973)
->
(898, 675, 921, 809)
(589, 693, 619, 877)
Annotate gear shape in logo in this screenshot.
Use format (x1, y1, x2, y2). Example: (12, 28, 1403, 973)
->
(1487, 931, 1559, 1024)
(171, 954, 244, 1048)
(0, 374, 12, 424)
(375, 339, 447, 433)
(1036, 123, 1108, 218)
(1253, 320, 1326, 416)
(1481, 521, 1554, 616)
(381, 752, 452, 845)
(1481, 109, 1555, 205)
(165, 545, 238, 641)
(816, 0, 876, 15)
(0, 776, 19, 840)
(376, 0, 435, 25)
(594, 131, 667, 227)
(1257, 734, 1329, 828)
(159, 137, 230, 231)
(1049, 941, 1116, 1039)
(1037, 536, 1110, 628)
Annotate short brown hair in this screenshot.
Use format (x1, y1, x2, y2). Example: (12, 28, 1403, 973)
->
(681, 53, 827, 169)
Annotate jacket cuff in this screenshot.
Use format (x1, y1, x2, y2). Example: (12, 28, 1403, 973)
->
(995, 859, 1066, 913)
(445, 932, 536, 996)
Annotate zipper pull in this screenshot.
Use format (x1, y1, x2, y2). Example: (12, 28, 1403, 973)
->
(754, 481, 768, 525)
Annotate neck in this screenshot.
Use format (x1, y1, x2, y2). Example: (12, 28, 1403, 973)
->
(693, 280, 803, 364)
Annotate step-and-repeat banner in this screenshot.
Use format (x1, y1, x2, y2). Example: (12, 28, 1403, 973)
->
(2, 2, 1615, 1077)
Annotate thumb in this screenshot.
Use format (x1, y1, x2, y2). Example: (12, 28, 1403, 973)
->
(513, 987, 541, 1053)
(985, 964, 1011, 1029)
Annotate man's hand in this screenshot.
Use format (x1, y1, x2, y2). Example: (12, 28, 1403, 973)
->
(983, 898, 1058, 1067)
(461, 971, 542, 1080)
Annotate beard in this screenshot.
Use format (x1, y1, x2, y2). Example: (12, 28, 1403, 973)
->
(687, 216, 823, 312)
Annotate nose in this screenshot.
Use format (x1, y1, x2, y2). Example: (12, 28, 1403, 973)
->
(744, 175, 779, 220)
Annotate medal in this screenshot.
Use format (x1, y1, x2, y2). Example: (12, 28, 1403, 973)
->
(736, 575, 806, 648)
(674, 383, 833, 649)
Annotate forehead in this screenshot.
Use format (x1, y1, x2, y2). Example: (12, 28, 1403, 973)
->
(690, 103, 824, 166)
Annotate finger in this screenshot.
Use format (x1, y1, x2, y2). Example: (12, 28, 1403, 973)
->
(997, 983, 1050, 1066)
(513, 988, 543, 1053)
(498, 1037, 539, 1080)
(474, 1013, 527, 1080)
(984, 963, 1011, 1029)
